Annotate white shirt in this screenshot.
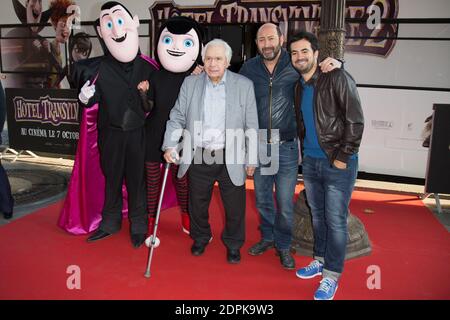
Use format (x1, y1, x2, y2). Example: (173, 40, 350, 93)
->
(202, 70, 227, 150)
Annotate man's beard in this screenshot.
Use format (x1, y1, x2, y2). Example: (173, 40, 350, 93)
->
(259, 43, 282, 61)
(294, 58, 315, 74)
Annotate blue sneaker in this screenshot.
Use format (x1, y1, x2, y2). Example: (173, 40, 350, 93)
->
(314, 277, 338, 300)
(296, 260, 323, 279)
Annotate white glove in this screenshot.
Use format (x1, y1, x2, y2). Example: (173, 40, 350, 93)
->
(79, 80, 96, 105)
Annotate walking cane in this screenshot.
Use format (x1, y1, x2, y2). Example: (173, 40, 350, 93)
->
(144, 162, 171, 278)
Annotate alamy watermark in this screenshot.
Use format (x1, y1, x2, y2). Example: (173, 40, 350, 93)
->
(66, 265, 81, 290)
(367, 4, 382, 30)
(165, 124, 294, 176)
(66, 5, 81, 31)
(366, 265, 381, 290)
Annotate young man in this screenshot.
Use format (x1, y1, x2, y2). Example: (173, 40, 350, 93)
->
(290, 30, 364, 300)
(239, 23, 342, 270)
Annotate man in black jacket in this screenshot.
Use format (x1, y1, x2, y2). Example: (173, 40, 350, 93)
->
(239, 23, 341, 270)
(290, 31, 364, 300)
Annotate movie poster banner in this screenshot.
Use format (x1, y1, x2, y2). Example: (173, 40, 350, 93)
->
(5, 88, 80, 155)
(150, 0, 399, 57)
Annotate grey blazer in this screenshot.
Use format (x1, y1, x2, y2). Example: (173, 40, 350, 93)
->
(162, 70, 259, 186)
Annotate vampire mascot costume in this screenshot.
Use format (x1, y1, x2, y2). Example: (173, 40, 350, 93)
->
(76, 1, 156, 248)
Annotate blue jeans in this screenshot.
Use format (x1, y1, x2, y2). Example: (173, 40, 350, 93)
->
(302, 156, 358, 279)
(253, 140, 299, 250)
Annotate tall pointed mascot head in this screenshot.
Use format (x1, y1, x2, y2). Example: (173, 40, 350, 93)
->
(156, 16, 204, 73)
(96, 1, 139, 63)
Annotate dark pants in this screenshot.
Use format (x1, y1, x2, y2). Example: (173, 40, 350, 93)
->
(0, 161, 14, 215)
(98, 126, 147, 235)
(302, 156, 358, 278)
(188, 150, 246, 250)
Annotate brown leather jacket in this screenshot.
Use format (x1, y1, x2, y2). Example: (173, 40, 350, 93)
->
(294, 68, 364, 164)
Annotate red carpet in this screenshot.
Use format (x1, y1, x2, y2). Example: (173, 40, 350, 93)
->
(0, 184, 449, 300)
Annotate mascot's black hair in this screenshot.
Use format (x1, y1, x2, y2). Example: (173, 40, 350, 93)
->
(155, 16, 205, 69)
(95, 1, 133, 29)
(100, 1, 133, 18)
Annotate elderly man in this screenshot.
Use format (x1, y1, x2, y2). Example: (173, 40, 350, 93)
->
(162, 39, 259, 264)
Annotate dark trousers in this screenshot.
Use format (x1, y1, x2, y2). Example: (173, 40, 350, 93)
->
(188, 152, 246, 250)
(98, 126, 147, 235)
(0, 161, 14, 215)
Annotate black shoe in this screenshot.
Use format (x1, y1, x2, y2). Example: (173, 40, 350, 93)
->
(227, 249, 241, 264)
(131, 233, 146, 248)
(248, 240, 274, 256)
(2, 212, 13, 220)
(191, 242, 207, 256)
(276, 249, 295, 270)
(87, 229, 112, 242)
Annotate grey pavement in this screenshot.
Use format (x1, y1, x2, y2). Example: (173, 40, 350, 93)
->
(0, 149, 73, 226)
(0, 150, 449, 231)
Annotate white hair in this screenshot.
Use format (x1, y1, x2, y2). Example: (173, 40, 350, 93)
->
(202, 39, 233, 64)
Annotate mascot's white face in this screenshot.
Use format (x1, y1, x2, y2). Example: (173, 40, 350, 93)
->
(157, 27, 200, 73)
(98, 4, 139, 63)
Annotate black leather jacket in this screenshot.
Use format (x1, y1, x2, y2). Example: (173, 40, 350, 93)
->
(240, 49, 298, 142)
(294, 68, 364, 164)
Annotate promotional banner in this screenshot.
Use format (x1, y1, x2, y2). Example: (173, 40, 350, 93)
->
(0, 0, 92, 90)
(150, 0, 399, 58)
(5, 88, 80, 155)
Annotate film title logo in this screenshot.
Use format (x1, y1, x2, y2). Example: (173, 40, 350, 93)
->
(151, 0, 398, 57)
(13, 96, 79, 126)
